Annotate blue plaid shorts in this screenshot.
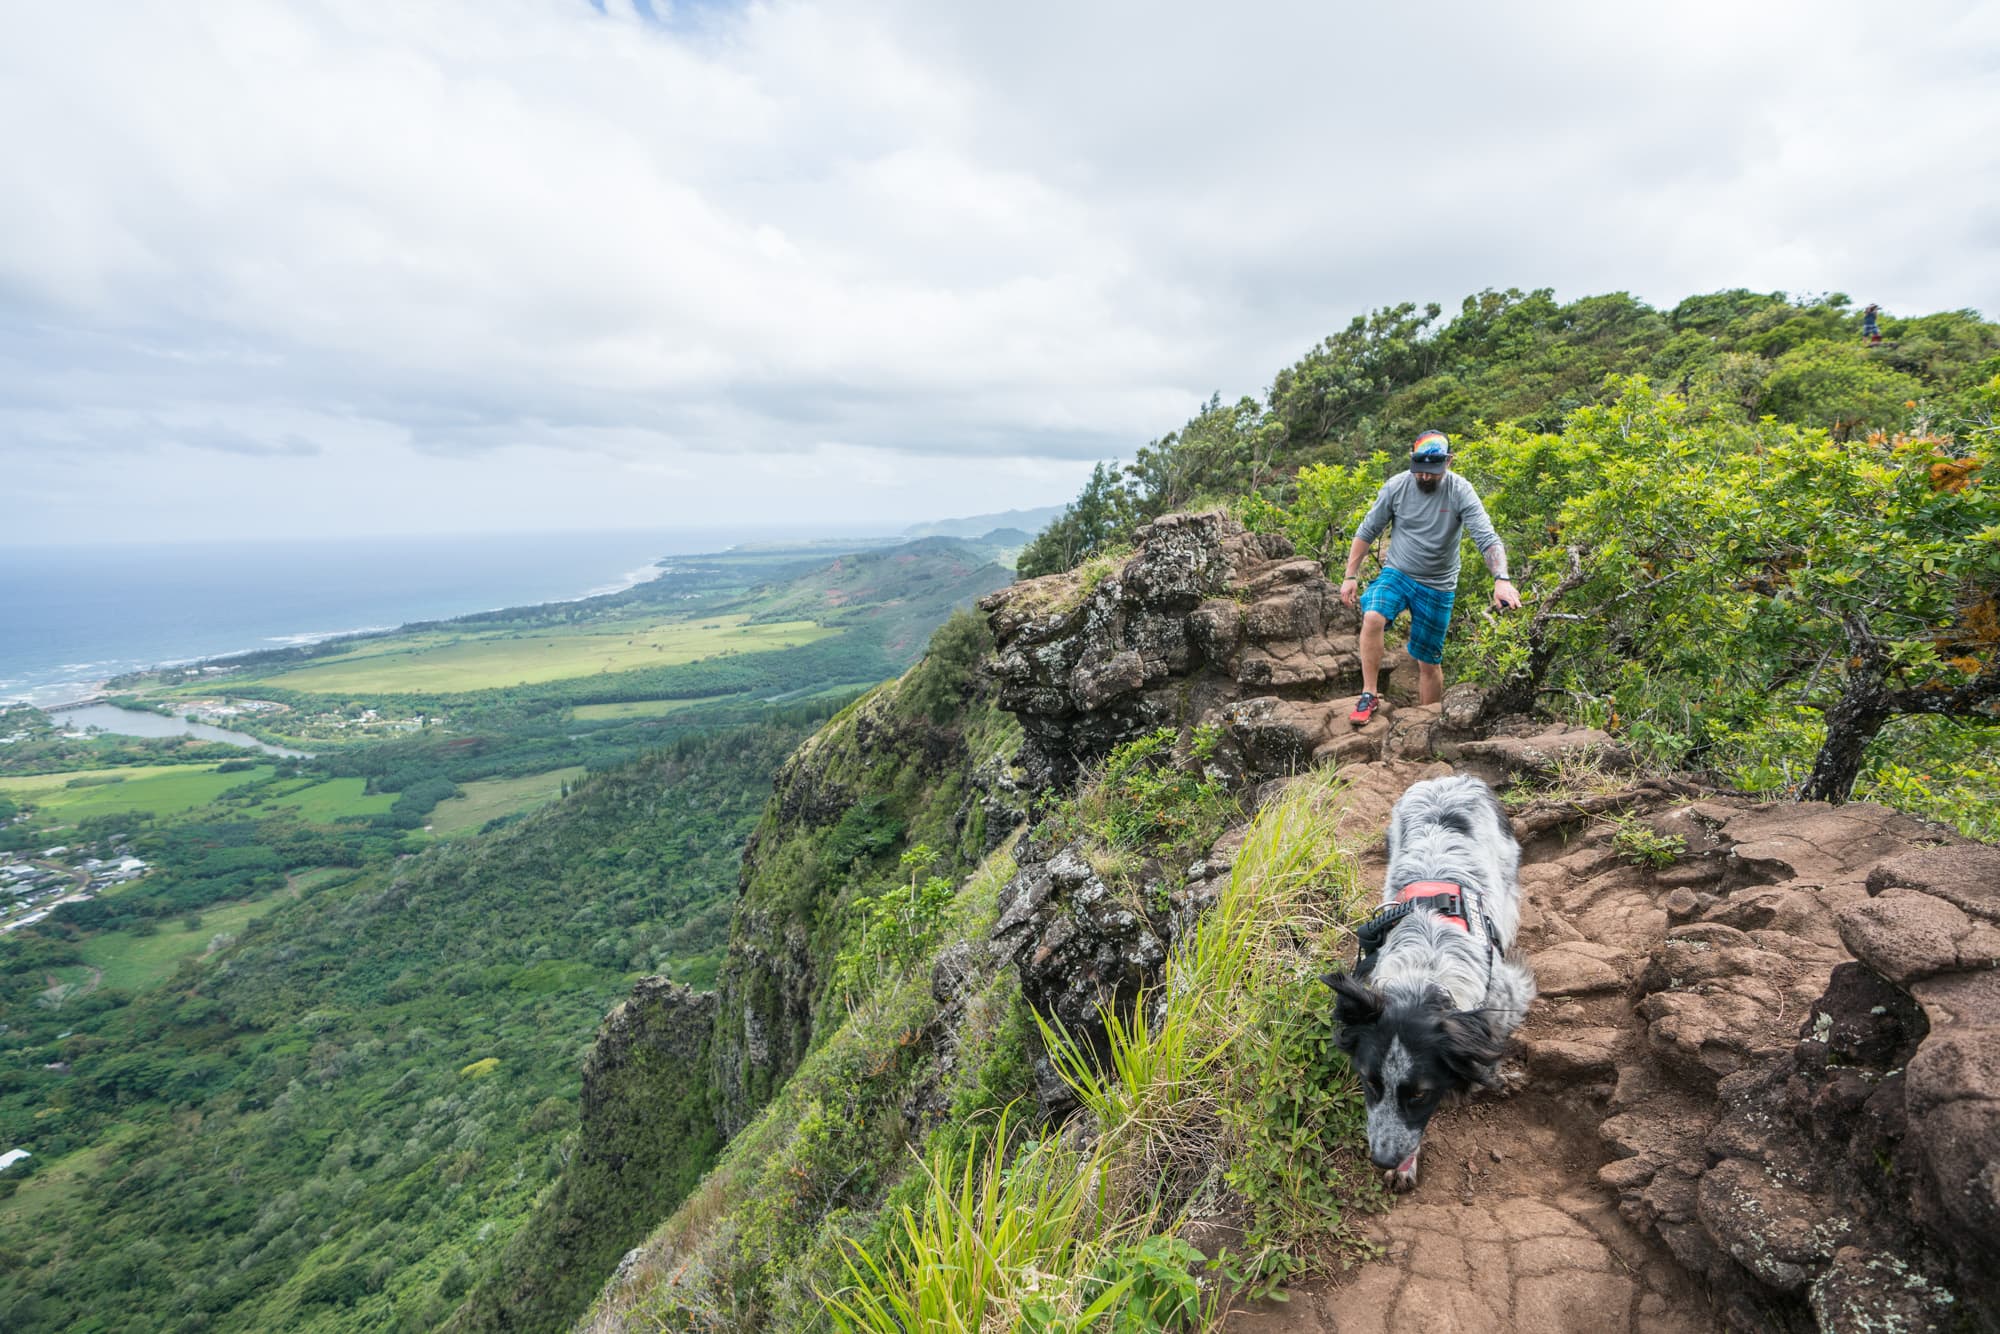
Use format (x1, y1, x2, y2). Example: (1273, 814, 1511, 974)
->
(1360, 566, 1455, 665)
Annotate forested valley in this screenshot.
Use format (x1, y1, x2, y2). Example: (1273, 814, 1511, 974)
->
(0, 536, 1013, 1331)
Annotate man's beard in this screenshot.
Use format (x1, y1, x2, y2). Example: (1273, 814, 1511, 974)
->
(1415, 473, 1443, 494)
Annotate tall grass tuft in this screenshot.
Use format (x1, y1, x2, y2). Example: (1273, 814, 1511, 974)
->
(824, 1109, 1144, 1332)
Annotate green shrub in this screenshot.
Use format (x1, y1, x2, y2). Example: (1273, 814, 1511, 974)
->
(1609, 817, 1686, 869)
(832, 845, 958, 1004)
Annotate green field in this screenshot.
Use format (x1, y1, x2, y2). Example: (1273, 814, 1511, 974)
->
(0, 764, 198, 796)
(571, 696, 742, 721)
(286, 866, 353, 894)
(239, 613, 840, 694)
(429, 767, 587, 836)
(253, 776, 396, 821)
(70, 895, 278, 993)
(0, 764, 273, 820)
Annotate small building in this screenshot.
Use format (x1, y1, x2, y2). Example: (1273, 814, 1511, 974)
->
(0, 1149, 30, 1172)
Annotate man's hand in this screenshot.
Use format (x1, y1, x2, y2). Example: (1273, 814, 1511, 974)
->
(1492, 579, 1521, 611)
(1340, 577, 1360, 608)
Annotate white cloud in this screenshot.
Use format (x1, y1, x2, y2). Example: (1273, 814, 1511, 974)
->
(1, 0, 1995, 541)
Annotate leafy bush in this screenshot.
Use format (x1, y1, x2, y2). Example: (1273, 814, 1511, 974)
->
(1237, 453, 1397, 574)
(1069, 1234, 1207, 1333)
(902, 610, 994, 724)
(1018, 463, 1136, 578)
(1608, 817, 1686, 869)
(832, 845, 958, 1004)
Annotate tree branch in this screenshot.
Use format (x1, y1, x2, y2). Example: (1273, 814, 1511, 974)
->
(1485, 545, 1589, 718)
(1884, 661, 2000, 720)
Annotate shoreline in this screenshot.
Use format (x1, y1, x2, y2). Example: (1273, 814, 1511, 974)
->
(1, 554, 672, 710)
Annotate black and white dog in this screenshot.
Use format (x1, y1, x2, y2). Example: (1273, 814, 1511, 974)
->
(1323, 774, 1536, 1191)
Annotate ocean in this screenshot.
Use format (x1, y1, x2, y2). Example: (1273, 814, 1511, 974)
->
(0, 526, 855, 707)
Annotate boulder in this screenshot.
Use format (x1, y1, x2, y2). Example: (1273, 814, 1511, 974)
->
(990, 845, 1168, 1111)
(1836, 889, 2000, 986)
(1865, 845, 2000, 923)
(1531, 940, 1630, 996)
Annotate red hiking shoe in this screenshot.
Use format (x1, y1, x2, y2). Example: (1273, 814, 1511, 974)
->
(1349, 691, 1378, 725)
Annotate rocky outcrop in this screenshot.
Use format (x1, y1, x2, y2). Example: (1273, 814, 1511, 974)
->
(982, 511, 1632, 793)
(982, 512, 1378, 788)
(988, 841, 1174, 1114)
(1501, 794, 1998, 1332)
(991, 845, 1168, 1034)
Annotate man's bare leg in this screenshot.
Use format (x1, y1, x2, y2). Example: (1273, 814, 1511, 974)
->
(1359, 611, 1387, 698)
(1418, 660, 1443, 706)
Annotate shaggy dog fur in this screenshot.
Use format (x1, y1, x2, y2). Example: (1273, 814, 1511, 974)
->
(1324, 773, 1536, 1191)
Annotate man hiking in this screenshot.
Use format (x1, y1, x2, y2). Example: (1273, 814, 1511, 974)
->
(1339, 430, 1520, 724)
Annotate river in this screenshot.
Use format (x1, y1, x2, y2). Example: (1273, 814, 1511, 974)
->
(50, 703, 313, 759)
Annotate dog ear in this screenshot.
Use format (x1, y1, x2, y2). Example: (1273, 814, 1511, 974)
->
(1321, 971, 1384, 1030)
(1438, 1009, 1507, 1087)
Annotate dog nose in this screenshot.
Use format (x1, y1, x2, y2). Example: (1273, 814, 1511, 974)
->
(1371, 1147, 1405, 1171)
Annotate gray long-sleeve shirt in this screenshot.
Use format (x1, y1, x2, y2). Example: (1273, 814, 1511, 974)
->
(1355, 471, 1502, 590)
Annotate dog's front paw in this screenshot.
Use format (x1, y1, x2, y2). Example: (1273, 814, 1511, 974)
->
(1486, 1060, 1529, 1099)
(1383, 1150, 1421, 1193)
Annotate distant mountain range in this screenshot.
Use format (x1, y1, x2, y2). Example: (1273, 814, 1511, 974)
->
(900, 504, 1064, 540)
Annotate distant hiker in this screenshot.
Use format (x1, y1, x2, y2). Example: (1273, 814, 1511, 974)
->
(1863, 303, 1883, 344)
(1339, 431, 1519, 723)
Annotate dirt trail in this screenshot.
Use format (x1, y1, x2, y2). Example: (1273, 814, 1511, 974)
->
(1233, 758, 1730, 1333)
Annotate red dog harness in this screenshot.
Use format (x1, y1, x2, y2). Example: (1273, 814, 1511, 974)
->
(1351, 878, 1502, 981)
(1395, 880, 1471, 933)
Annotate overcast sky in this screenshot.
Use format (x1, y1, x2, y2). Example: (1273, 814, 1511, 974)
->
(3, 0, 1996, 545)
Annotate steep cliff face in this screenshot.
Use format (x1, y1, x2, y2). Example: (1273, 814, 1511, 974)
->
(451, 616, 1022, 1333)
(447, 980, 720, 1334)
(709, 626, 1024, 1133)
